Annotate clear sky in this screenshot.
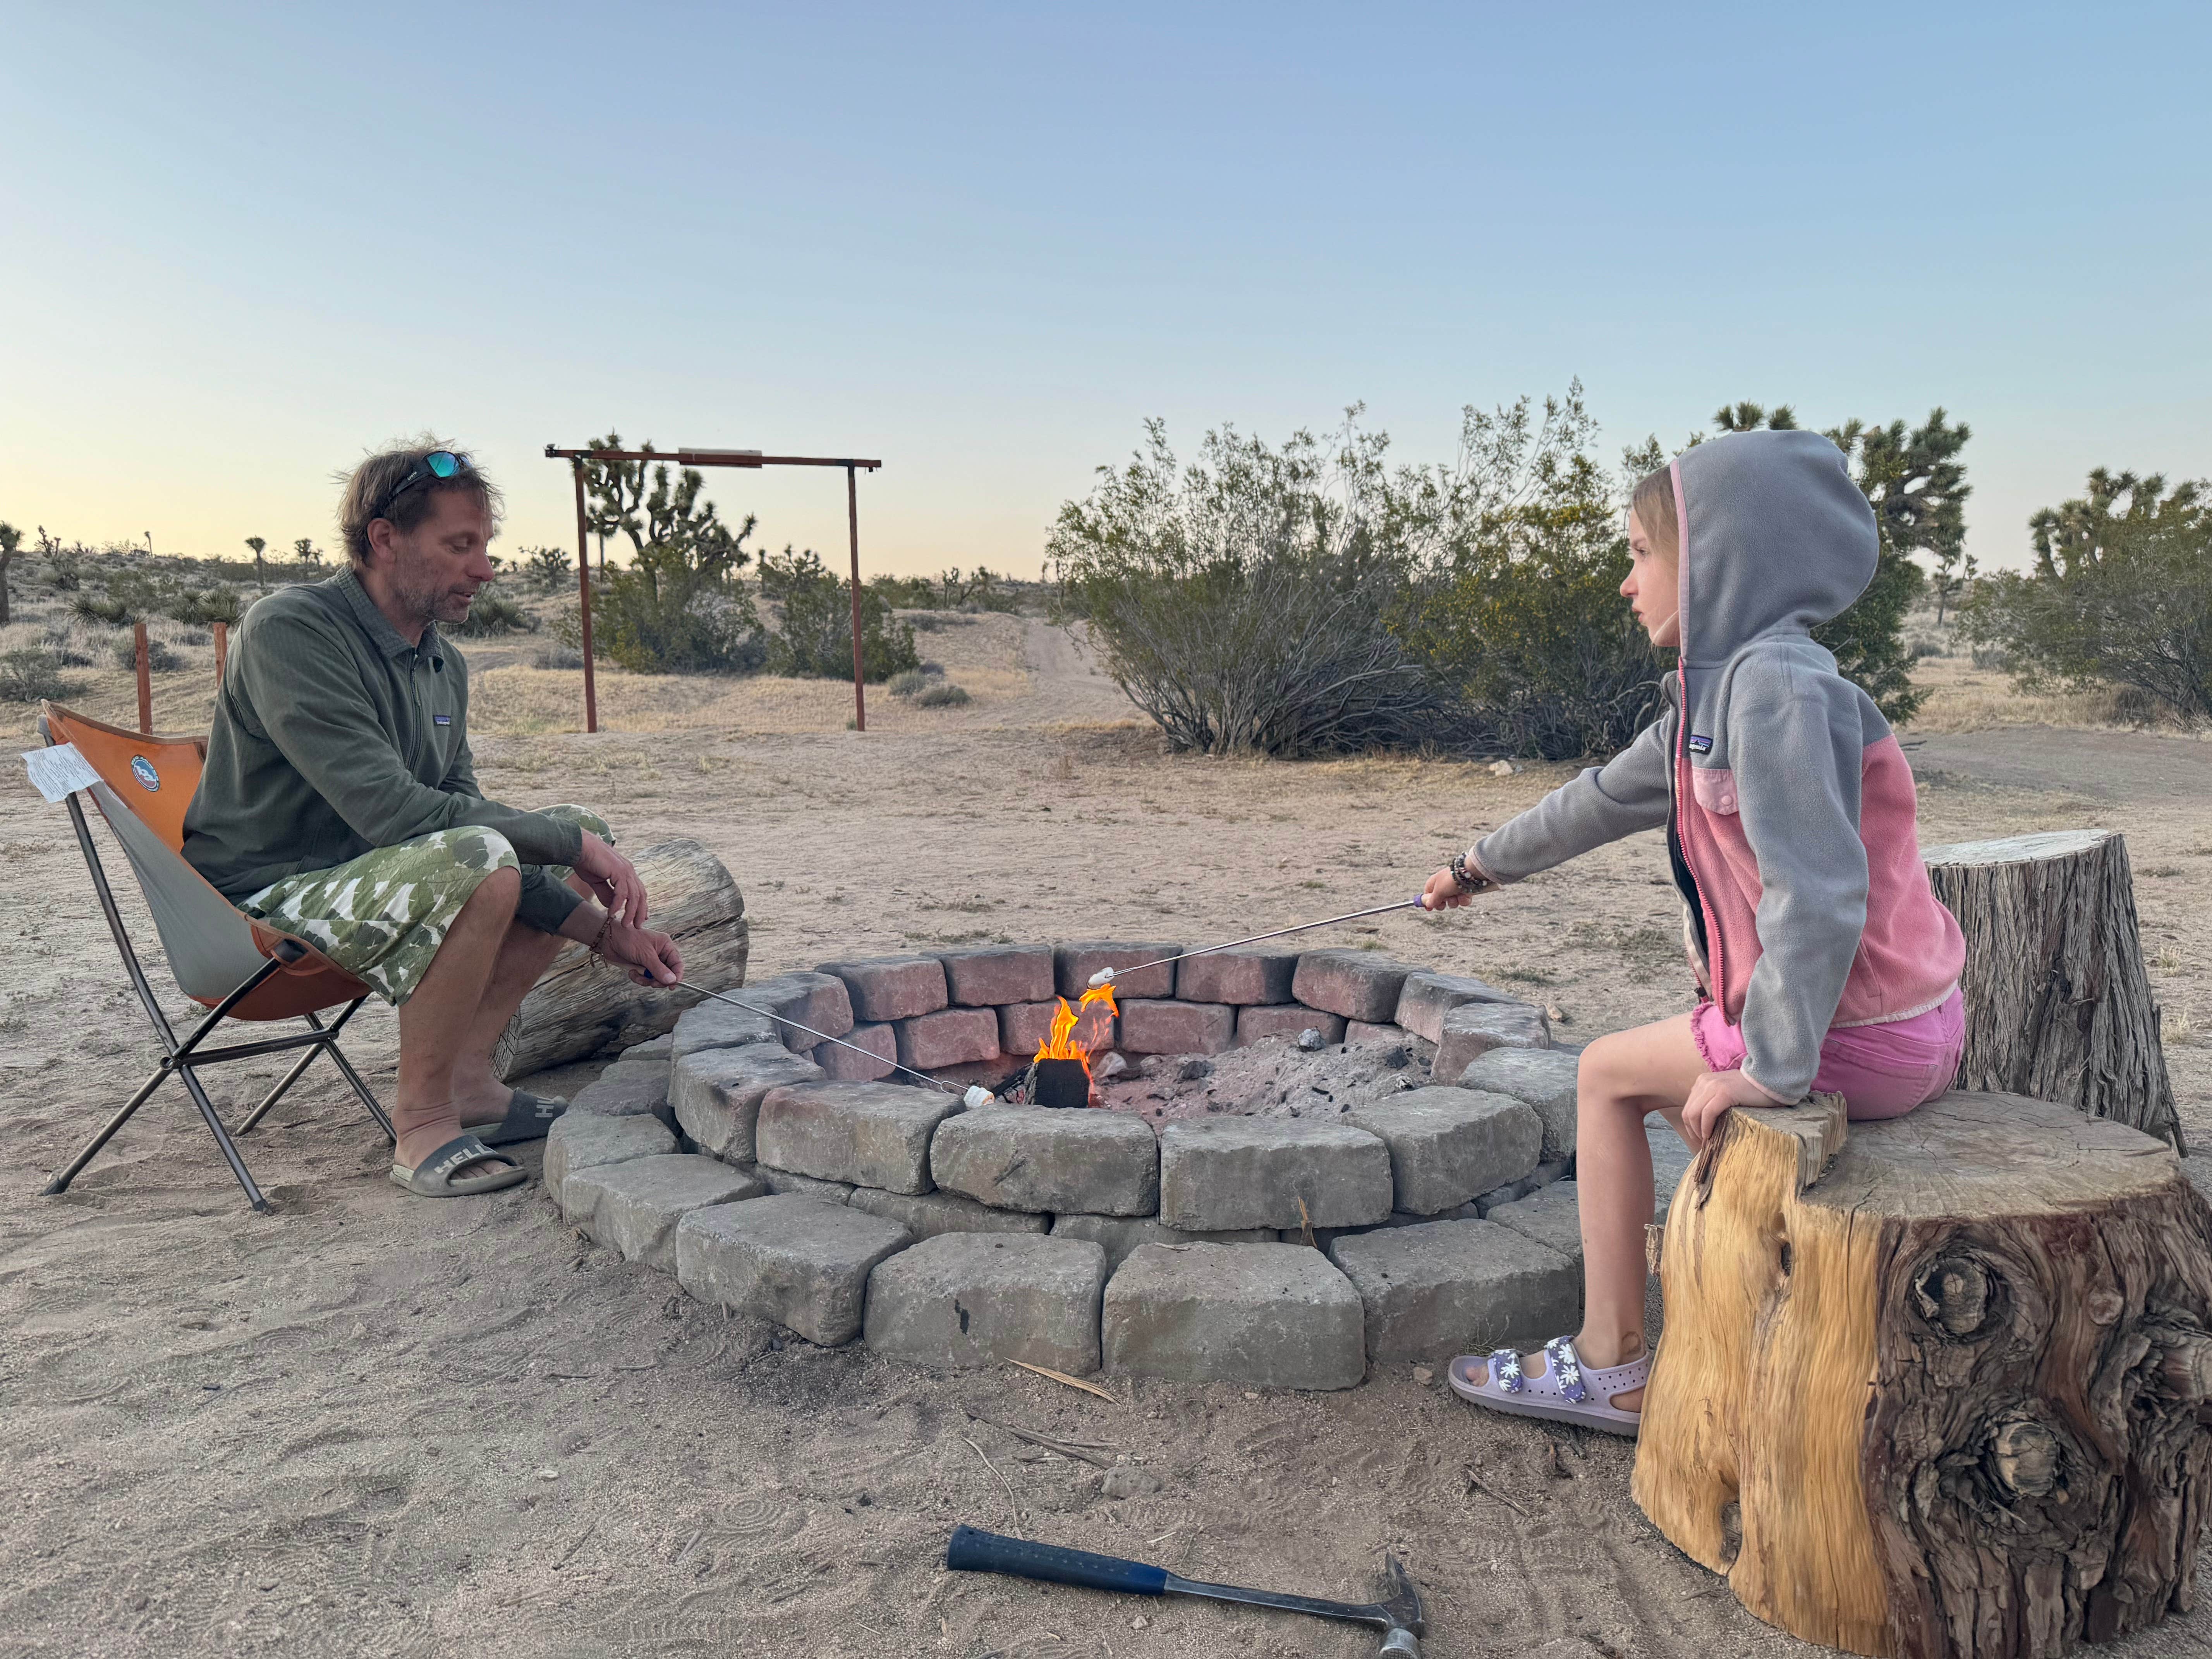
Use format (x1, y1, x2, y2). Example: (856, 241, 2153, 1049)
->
(3, 2, 2206, 578)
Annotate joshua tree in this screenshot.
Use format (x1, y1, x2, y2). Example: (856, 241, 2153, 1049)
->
(0, 521, 20, 625)
(245, 535, 267, 587)
(293, 538, 323, 570)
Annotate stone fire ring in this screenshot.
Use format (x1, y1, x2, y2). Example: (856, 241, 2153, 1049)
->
(544, 942, 1668, 1391)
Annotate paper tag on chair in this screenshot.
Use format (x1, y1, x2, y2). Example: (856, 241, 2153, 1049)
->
(21, 743, 103, 803)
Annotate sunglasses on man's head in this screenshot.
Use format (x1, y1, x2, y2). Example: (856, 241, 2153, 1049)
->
(375, 450, 471, 518)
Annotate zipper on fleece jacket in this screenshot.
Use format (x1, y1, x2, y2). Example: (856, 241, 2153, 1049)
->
(1669, 667, 1728, 1012)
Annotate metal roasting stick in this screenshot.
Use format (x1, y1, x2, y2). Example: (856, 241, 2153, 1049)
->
(680, 983, 994, 1105)
(1085, 898, 1429, 988)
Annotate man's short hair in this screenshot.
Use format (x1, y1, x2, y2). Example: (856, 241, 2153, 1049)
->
(339, 440, 504, 569)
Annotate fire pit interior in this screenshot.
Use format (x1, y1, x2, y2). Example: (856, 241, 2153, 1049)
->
(548, 939, 1618, 1393)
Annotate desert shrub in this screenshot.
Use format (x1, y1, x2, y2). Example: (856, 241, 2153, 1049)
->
(759, 546, 919, 681)
(872, 567, 1022, 613)
(593, 557, 767, 673)
(1400, 498, 1666, 758)
(1052, 393, 1644, 757)
(72, 592, 138, 626)
(885, 668, 931, 697)
(870, 574, 939, 609)
(0, 649, 82, 702)
(520, 545, 573, 592)
(914, 680, 971, 708)
(1959, 471, 2211, 721)
(170, 587, 244, 626)
(532, 642, 585, 670)
(574, 431, 774, 675)
(452, 587, 537, 638)
(112, 634, 184, 672)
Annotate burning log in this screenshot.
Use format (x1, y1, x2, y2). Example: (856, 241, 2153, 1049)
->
(1024, 986, 1118, 1107)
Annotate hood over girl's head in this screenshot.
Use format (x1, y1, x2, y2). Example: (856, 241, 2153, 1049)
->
(1654, 429, 1879, 670)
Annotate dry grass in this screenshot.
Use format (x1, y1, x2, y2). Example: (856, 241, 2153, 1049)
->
(1899, 654, 2137, 735)
(468, 611, 1030, 738)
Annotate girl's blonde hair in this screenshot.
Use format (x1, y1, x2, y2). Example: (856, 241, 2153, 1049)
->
(1631, 465, 1679, 561)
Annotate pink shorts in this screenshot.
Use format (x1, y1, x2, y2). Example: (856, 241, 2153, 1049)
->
(1692, 989, 1965, 1121)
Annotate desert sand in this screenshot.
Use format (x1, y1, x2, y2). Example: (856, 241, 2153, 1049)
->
(3, 616, 2208, 1658)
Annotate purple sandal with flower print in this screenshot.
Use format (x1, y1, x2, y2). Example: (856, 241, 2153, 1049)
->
(1447, 1336, 1649, 1436)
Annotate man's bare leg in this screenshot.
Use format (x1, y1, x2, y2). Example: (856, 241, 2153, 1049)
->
(446, 873, 594, 1122)
(393, 865, 523, 1175)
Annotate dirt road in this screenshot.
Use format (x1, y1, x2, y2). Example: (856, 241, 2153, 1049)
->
(3, 635, 2207, 1658)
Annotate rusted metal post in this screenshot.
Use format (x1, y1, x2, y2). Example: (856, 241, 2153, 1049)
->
(572, 459, 598, 735)
(133, 622, 151, 733)
(847, 463, 866, 732)
(212, 620, 228, 684)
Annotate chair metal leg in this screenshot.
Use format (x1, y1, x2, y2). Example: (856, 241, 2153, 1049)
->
(234, 1042, 325, 1135)
(304, 999, 395, 1144)
(174, 1063, 270, 1213)
(41, 1063, 175, 1196)
(321, 1034, 397, 1144)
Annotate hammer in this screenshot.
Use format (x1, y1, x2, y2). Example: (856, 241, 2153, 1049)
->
(946, 1524, 1425, 1654)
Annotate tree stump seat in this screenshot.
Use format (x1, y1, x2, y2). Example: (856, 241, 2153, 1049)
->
(1633, 1089, 2212, 1659)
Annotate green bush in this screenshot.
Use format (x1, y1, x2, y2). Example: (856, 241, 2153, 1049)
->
(72, 592, 137, 626)
(452, 587, 538, 638)
(1399, 498, 1666, 758)
(1051, 395, 1637, 757)
(885, 668, 931, 697)
(760, 546, 919, 681)
(520, 545, 574, 592)
(111, 634, 184, 672)
(170, 587, 244, 626)
(914, 680, 971, 708)
(0, 649, 82, 703)
(871, 567, 1022, 613)
(1959, 471, 2210, 722)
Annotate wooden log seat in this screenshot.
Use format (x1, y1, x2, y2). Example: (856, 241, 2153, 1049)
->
(1632, 1089, 2212, 1659)
(493, 837, 749, 1078)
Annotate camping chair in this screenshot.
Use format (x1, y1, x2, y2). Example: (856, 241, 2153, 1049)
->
(36, 702, 395, 1213)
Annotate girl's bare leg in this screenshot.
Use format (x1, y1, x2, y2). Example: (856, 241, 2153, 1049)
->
(1461, 1010, 1709, 1412)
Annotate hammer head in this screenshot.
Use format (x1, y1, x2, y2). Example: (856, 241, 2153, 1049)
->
(1378, 1556, 1425, 1645)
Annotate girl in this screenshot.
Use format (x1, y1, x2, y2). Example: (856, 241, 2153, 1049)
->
(1427, 428, 1966, 1433)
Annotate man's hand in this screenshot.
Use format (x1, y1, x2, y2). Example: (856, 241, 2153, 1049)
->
(1422, 865, 1491, 910)
(572, 832, 648, 926)
(600, 919, 684, 988)
(1680, 1067, 1781, 1148)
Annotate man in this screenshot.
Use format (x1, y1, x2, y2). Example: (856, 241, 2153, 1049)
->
(183, 441, 682, 1196)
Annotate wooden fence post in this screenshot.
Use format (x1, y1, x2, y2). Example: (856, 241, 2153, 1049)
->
(134, 622, 151, 734)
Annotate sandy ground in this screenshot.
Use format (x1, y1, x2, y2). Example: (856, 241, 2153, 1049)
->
(4, 616, 2210, 1658)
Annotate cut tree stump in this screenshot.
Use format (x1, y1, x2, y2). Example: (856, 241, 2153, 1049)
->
(1633, 1089, 2212, 1659)
(1923, 829, 2178, 1148)
(493, 837, 749, 1078)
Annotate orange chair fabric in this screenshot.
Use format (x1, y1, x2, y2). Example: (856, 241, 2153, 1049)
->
(43, 704, 374, 1019)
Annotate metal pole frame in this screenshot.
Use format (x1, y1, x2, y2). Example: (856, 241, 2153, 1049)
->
(544, 445, 882, 737)
(46, 790, 395, 1212)
(570, 460, 598, 734)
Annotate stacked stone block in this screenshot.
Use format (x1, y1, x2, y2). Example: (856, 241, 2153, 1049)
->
(563, 940, 1610, 1390)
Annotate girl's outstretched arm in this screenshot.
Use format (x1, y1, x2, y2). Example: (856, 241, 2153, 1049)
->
(1470, 713, 1673, 886)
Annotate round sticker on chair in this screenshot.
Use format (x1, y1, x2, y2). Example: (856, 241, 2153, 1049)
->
(131, 756, 160, 791)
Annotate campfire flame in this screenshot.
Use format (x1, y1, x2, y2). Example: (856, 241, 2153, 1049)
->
(1034, 984, 1119, 1076)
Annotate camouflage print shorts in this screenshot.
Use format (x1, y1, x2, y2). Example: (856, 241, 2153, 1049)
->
(239, 804, 611, 1006)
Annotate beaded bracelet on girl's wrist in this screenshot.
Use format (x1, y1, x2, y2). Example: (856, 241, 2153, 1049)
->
(1448, 853, 1492, 894)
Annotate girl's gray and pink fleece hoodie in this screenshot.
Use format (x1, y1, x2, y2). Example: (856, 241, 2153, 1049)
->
(1467, 428, 1966, 1104)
